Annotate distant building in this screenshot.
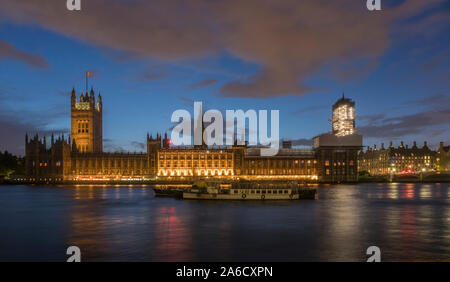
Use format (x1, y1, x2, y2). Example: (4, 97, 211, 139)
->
(358, 141, 436, 175)
(313, 94, 363, 182)
(332, 93, 355, 137)
(437, 142, 450, 172)
(25, 89, 361, 183)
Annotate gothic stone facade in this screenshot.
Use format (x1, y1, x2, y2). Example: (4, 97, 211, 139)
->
(25, 90, 361, 183)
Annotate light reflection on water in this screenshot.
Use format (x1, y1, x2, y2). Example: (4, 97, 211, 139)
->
(0, 183, 449, 261)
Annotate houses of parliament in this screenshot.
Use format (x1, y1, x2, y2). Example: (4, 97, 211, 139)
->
(25, 88, 363, 183)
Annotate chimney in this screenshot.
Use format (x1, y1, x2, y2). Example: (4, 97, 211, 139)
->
(400, 141, 404, 148)
(381, 143, 385, 150)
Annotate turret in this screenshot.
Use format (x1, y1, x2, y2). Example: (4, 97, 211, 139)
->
(413, 141, 417, 149)
(389, 141, 393, 148)
(381, 143, 385, 150)
(71, 87, 76, 107)
(97, 92, 102, 111)
(89, 87, 95, 105)
(163, 132, 170, 148)
(423, 141, 428, 149)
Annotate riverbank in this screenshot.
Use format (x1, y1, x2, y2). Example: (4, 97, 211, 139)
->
(358, 173, 450, 183)
(1, 175, 449, 186)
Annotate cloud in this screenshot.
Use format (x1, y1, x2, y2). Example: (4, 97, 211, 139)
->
(0, 87, 68, 155)
(358, 108, 450, 138)
(0, 0, 444, 97)
(131, 141, 145, 151)
(359, 113, 386, 124)
(138, 68, 169, 81)
(103, 139, 125, 152)
(0, 40, 49, 69)
(293, 104, 328, 115)
(189, 78, 218, 90)
(405, 93, 450, 110)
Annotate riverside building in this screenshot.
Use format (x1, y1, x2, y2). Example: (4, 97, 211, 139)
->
(25, 89, 363, 183)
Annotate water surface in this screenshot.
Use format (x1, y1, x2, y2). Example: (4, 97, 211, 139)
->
(0, 183, 449, 261)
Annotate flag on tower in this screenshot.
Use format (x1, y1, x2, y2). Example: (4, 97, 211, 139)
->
(86, 71, 92, 92)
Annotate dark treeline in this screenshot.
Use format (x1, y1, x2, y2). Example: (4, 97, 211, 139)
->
(0, 151, 24, 179)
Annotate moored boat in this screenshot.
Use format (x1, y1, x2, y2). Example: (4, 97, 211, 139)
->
(183, 181, 316, 200)
(152, 187, 184, 198)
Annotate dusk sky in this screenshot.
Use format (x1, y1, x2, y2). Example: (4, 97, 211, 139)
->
(0, 0, 449, 156)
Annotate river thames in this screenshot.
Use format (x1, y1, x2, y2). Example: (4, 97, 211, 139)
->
(0, 183, 449, 261)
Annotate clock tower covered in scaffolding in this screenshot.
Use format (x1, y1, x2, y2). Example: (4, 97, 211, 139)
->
(332, 93, 355, 137)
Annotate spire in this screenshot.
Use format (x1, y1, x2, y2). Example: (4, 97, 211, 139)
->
(72, 138, 77, 152)
(25, 133, 28, 143)
(90, 87, 94, 97)
(71, 87, 76, 97)
(51, 133, 54, 145)
(342, 91, 345, 99)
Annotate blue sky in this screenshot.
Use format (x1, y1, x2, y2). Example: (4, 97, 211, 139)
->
(0, 0, 449, 155)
